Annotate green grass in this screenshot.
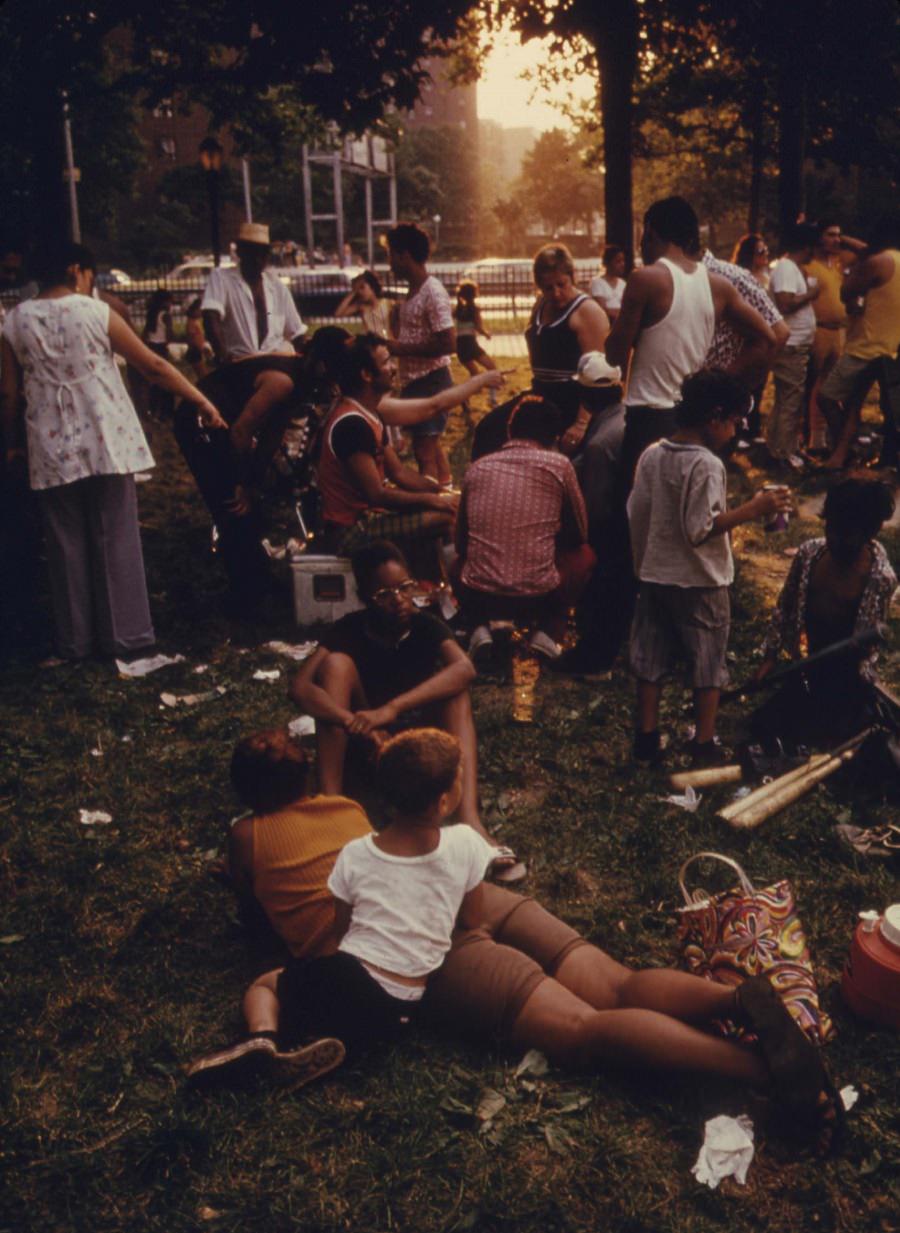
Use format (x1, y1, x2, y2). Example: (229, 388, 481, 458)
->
(2, 367, 899, 1233)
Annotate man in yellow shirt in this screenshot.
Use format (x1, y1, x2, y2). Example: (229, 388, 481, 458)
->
(803, 221, 866, 450)
(820, 221, 900, 469)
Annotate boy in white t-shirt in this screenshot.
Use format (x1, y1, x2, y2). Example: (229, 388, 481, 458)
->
(187, 729, 491, 1087)
(627, 371, 791, 767)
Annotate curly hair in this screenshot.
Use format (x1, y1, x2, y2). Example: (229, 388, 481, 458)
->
(376, 729, 461, 816)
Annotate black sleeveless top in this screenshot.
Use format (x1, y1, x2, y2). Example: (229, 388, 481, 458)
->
(525, 293, 590, 417)
(471, 292, 620, 460)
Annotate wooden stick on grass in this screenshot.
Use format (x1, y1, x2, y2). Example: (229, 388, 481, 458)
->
(669, 765, 743, 790)
(720, 730, 872, 830)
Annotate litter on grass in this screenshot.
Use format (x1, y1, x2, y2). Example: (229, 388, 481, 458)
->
(116, 652, 185, 678)
(252, 668, 281, 682)
(691, 1114, 755, 1190)
(264, 640, 318, 661)
(79, 809, 112, 827)
(475, 1088, 506, 1125)
(840, 1084, 859, 1111)
(515, 1049, 549, 1078)
(661, 785, 701, 812)
(160, 687, 227, 707)
(288, 715, 316, 738)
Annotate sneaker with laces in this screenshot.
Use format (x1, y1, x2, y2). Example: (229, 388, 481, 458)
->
(185, 1033, 278, 1087)
(528, 630, 563, 660)
(272, 1037, 346, 1091)
(186, 1034, 346, 1091)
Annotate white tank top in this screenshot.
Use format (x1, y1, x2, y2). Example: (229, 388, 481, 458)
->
(624, 257, 715, 409)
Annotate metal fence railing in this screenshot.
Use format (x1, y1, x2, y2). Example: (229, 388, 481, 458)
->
(1, 259, 607, 361)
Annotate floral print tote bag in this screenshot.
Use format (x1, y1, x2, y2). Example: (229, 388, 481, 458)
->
(676, 851, 834, 1045)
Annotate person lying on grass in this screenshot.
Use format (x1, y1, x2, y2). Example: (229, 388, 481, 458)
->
(188, 728, 492, 1086)
(290, 538, 526, 883)
(191, 727, 843, 1152)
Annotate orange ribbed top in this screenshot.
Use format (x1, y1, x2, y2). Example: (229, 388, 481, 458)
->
(251, 795, 372, 958)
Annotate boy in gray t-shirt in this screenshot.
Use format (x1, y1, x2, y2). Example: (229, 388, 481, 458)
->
(626, 371, 791, 766)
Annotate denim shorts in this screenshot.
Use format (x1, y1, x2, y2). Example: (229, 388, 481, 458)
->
(401, 366, 454, 438)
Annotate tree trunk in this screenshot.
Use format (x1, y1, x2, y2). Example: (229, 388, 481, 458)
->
(26, 90, 70, 253)
(587, 0, 639, 269)
(747, 79, 765, 233)
(776, 61, 805, 236)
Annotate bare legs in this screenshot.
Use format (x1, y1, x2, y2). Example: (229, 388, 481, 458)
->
(510, 979, 766, 1080)
(434, 689, 486, 837)
(693, 687, 720, 744)
(312, 652, 488, 838)
(243, 969, 281, 1034)
(636, 681, 720, 744)
(314, 653, 366, 796)
(512, 948, 767, 1082)
(230, 369, 295, 452)
(636, 680, 661, 735)
(413, 435, 451, 486)
(820, 391, 861, 470)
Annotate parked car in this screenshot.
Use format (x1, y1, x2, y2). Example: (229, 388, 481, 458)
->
(280, 265, 366, 317)
(95, 267, 133, 290)
(166, 256, 236, 284)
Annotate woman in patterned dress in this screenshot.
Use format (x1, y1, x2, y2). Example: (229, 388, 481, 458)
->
(0, 242, 224, 663)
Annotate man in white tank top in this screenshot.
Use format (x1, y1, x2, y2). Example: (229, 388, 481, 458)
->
(557, 198, 776, 676)
(606, 196, 775, 486)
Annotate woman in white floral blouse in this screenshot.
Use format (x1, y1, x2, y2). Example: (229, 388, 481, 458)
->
(750, 477, 897, 749)
(0, 243, 225, 663)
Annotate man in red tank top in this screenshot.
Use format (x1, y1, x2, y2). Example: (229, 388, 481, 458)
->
(317, 335, 457, 556)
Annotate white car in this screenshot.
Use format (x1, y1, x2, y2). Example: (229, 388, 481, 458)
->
(166, 256, 236, 282)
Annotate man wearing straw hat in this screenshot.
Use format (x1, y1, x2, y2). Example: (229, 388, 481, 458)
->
(200, 221, 307, 443)
(174, 222, 307, 612)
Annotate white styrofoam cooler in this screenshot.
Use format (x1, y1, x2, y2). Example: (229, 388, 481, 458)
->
(291, 554, 363, 627)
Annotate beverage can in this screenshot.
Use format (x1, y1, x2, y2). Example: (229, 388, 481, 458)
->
(762, 483, 790, 532)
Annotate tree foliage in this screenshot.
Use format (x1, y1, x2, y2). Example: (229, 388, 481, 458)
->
(393, 125, 480, 256)
(640, 0, 900, 233)
(0, 0, 475, 251)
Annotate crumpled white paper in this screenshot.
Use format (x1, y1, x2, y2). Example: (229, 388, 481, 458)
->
(79, 809, 112, 827)
(288, 715, 316, 737)
(264, 640, 318, 661)
(660, 784, 701, 812)
(116, 652, 185, 677)
(252, 668, 281, 682)
(160, 686, 227, 707)
(691, 1114, 755, 1189)
(840, 1084, 859, 1112)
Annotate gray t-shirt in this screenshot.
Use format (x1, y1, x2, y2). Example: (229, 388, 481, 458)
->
(627, 440, 733, 587)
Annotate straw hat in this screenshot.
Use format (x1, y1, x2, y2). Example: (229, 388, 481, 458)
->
(237, 222, 271, 247)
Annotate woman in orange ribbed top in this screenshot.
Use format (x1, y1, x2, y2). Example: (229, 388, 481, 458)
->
(227, 730, 371, 959)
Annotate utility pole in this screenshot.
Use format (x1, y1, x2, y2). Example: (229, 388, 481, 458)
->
(61, 91, 81, 243)
(241, 158, 253, 222)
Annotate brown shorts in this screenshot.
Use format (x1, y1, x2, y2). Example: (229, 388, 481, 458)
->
(421, 885, 587, 1043)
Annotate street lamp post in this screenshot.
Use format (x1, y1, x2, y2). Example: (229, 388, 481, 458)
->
(432, 213, 441, 252)
(198, 137, 224, 267)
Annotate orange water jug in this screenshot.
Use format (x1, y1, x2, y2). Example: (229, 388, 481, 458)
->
(841, 905, 900, 1029)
